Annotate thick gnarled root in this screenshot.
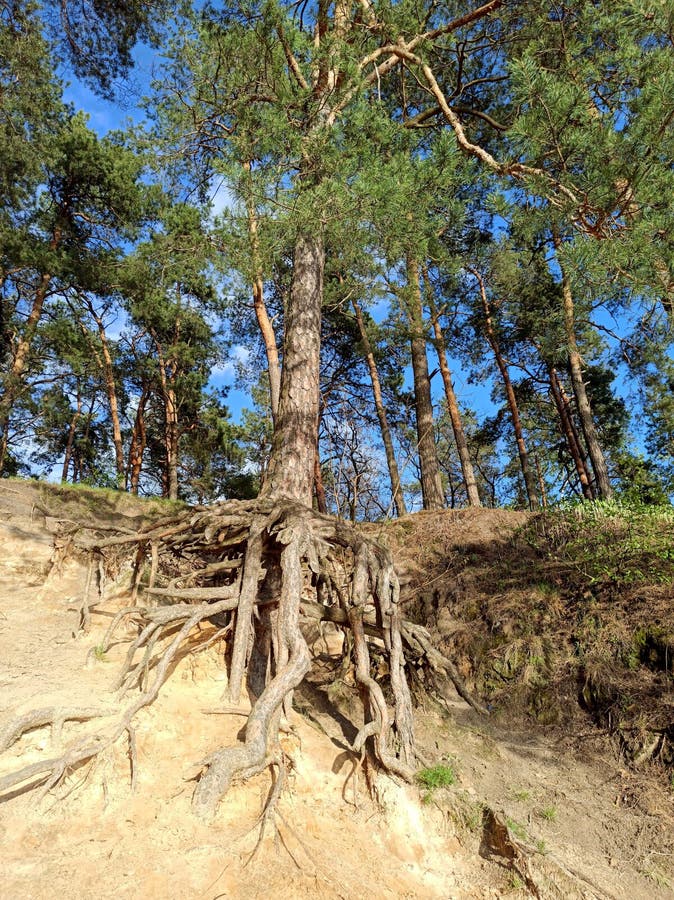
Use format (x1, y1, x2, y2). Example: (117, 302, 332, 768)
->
(0, 498, 481, 811)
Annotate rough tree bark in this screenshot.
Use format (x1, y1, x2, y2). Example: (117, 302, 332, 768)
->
(261, 233, 324, 507)
(314, 446, 329, 514)
(405, 256, 445, 511)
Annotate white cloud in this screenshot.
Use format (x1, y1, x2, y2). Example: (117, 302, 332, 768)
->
(231, 344, 250, 364)
(210, 343, 250, 377)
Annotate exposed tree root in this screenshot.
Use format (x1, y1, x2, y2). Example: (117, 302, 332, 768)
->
(0, 707, 115, 752)
(0, 498, 485, 815)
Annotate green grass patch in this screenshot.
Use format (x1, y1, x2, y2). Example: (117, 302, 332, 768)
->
(506, 817, 528, 841)
(539, 805, 557, 822)
(416, 763, 456, 791)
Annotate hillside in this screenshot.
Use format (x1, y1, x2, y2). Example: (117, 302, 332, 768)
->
(0, 480, 673, 898)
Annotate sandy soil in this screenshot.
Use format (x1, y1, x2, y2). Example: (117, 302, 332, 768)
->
(0, 482, 672, 899)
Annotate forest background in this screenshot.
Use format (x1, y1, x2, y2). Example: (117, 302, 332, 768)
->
(2, 0, 673, 519)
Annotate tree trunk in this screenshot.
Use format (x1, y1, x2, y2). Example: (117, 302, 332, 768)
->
(554, 237, 613, 500)
(534, 455, 548, 509)
(72, 303, 126, 488)
(470, 268, 540, 511)
(74, 394, 96, 483)
(91, 308, 125, 488)
(405, 256, 444, 511)
(244, 163, 281, 422)
(314, 445, 328, 514)
(352, 299, 407, 516)
(153, 334, 180, 501)
(165, 386, 179, 501)
(549, 365, 595, 499)
(262, 232, 324, 505)
(253, 279, 281, 423)
(61, 393, 82, 483)
(127, 389, 148, 495)
(423, 270, 481, 508)
(0, 226, 61, 473)
(0, 271, 52, 472)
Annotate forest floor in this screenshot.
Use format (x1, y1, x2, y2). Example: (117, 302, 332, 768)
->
(0, 479, 673, 899)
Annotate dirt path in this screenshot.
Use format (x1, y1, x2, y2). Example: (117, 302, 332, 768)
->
(0, 481, 672, 898)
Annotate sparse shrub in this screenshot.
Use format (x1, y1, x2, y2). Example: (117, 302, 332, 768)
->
(528, 500, 674, 587)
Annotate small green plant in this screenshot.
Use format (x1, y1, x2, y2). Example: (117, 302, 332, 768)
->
(643, 867, 673, 890)
(92, 644, 108, 662)
(416, 763, 456, 792)
(462, 802, 484, 833)
(512, 789, 530, 802)
(506, 817, 528, 841)
(508, 873, 525, 891)
(540, 805, 557, 822)
(535, 838, 547, 854)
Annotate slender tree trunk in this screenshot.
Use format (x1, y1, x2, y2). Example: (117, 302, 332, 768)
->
(352, 299, 407, 516)
(423, 270, 481, 508)
(165, 386, 179, 501)
(314, 445, 328, 514)
(61, 393, 82, 483)
(534, 455, 548, 509)
(90, 308, 125, 487)
(553, 236, 613, 499)
(244, 162, 281, 422)
(549, 365, 595, 499)
(558, 375, 595, 497)
(0, 271, 52, 472)
(0, 226, 62, 473)
(153, 334, 180, 501)
(405, 256, 444, 511)
(348, 463, 358, 522)
(74, 395, 96, 483)
(470, 268, 540, 511)
(0, 421, 11, 475)
(127, 390, 149, 495)
(262, 232, 324, 505)
(73, 307, 125, 488)
(253, 280, 281, 423)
